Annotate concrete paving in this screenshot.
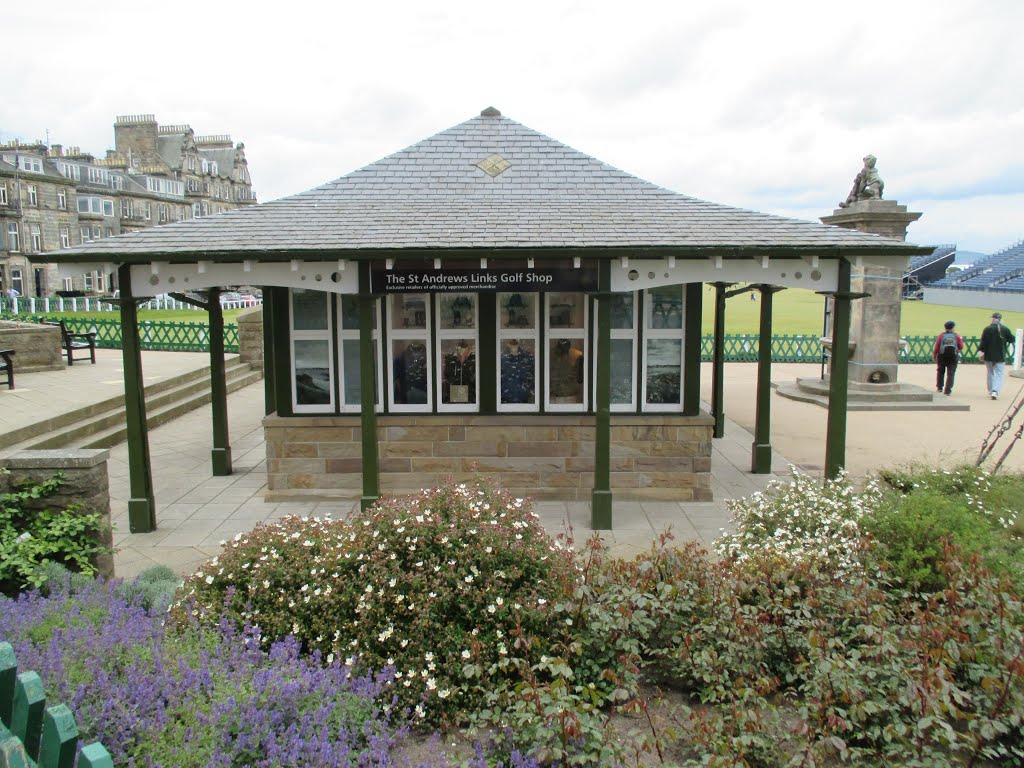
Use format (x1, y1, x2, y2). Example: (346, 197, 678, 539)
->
(4, 349, 1023, 580)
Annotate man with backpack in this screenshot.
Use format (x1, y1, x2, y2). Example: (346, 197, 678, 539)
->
(977, 312, 1015, 400)
(932, 320, 964, 396)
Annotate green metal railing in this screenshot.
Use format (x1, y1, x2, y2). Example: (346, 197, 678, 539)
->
(699, 333, 980, 364)
(28, 316, 239, 353)
(0, 642, 113, 767)
(10, 317, 976, 362)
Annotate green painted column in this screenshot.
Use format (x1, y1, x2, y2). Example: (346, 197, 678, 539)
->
(711, 282, 727, 438)
(751, 286, 775, 473)
(358, 263, 381, 511)
(825, 258, 853, 479)
(261, 286, 276, 416)
(591, 259, 613, 530)
(683, 282, 703, 416)
(118, 265, 156, 533)
(207, 287, 232, 476)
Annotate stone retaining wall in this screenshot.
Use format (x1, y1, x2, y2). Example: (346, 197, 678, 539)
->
(263, 414, 714, 503)
(0, 321, 63, 372)
(0, 449, 115, 578)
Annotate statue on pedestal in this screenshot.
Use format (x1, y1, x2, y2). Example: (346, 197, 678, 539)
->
(838, 154, 884, 208)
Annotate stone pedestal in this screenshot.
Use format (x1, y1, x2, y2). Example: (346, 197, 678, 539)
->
(820, 199, 921, 386)
(779, 198, 961, 410)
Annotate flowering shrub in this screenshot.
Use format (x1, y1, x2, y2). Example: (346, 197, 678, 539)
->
(171, 481, 578, 726)
(715, 468, 882, 574)
(0, 574, 413, 767)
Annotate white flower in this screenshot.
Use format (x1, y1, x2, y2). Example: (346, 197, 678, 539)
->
(461, 649, 471, 659)
(205, 575, 214, 585)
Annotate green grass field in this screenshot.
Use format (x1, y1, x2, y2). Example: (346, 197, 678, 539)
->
(703, 289, 1024, 337)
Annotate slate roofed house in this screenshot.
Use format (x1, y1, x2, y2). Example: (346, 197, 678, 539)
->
(35, 107, 931, 535)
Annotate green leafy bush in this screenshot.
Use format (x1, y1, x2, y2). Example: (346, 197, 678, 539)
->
(115, 564, 181, 612)
(871, 465, 1024, 591)
(171, 481, 578, 727)
(0, 471, 110, 595)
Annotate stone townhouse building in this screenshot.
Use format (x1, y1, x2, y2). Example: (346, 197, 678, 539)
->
(0, 114, 256, 297)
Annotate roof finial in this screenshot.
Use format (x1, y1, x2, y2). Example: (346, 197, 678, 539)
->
(480, 106, 501, 117)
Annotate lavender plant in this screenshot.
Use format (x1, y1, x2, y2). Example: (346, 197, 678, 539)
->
(0, 573, 417, 767)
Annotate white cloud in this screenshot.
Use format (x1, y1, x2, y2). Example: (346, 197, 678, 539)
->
(3, 0, 1022, 253)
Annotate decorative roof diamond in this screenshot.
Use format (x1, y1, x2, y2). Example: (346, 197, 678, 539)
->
(476, 154, 511, 177)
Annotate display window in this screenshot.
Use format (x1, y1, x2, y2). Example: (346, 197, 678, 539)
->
(642, 286, 685, 411)
(545, 293, 588, 412)
(497, 292, 539, 412)
(286, 285, 686, 416)
(338, 295, 382, 413)
(438, 293, 479, 411)
(608, 292, 638, 411)
(290, 289, 334, 412)
(388, 293, 432, 411)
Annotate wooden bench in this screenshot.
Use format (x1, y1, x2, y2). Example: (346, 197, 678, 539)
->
(43, 320, 97, 366)
(0, 349, 13, 390)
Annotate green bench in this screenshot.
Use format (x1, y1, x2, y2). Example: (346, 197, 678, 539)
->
(42, 321, 96, 366)
(0, 350, 12, 390)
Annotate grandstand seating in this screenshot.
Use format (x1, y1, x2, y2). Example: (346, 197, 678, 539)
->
(930, 240, 1024, 291)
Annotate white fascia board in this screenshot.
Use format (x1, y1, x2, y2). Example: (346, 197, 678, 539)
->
(611, 258, 840, 292)
(129, 260, 358, 297)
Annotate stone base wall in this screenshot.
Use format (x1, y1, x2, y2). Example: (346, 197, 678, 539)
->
(264, 414, 714, 502)
(0, 321, 63, 372)
(236, 306, 263, 367)
(0, 449, 114, 578)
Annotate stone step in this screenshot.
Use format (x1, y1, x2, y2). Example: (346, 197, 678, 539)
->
(0, 359, 243, 450)
(1, 361, 261, 454)
(71, 368, 263, 450)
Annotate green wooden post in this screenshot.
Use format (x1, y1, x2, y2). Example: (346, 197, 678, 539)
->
(261, 286, 276, 416)
(591, 259, 613, 530)
(683, 282, 703, 416)
(38, 705, 77, 768)
(78, 743, 114, 768)
(711, 282, 726, 438)
(825, 258, 853, 479)
(11, 673, 44, 760)
(118, 266, 156, 532)
(0, 643, 14, 726)
(751, 286, 775, 473)
(207, 287, 232, 476)
(358, 263, 380, 511)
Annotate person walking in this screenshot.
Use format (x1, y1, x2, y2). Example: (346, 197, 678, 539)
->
(932, 320, 964, 395)
(977, 312, 1015, 400)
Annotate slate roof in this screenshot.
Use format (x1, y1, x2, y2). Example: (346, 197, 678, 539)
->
(44, 108, 929, 263)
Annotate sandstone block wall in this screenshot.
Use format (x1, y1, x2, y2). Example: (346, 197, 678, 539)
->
(264, 414, 714, 503)
(236, 306, 263, 366)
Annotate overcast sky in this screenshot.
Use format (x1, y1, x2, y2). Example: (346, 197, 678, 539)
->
(3, 1, 1022, 254)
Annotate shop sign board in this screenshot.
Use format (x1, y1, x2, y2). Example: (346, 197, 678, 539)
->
(371, 267, 598, 293)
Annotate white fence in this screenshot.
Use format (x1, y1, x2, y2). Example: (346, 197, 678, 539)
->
(2, 294, 261, 314)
